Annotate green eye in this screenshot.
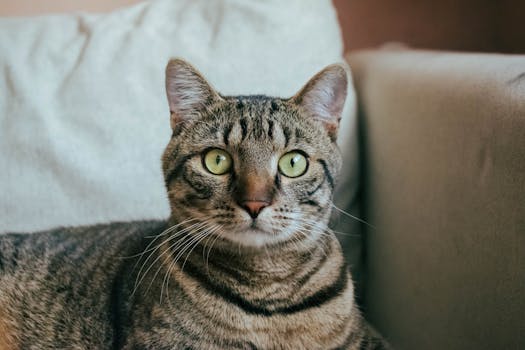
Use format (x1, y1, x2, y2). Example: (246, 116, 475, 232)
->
(278, 151, 308, 178)
(203, 149, 232, 175)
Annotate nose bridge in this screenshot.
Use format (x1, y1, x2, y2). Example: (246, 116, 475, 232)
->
(235, 145, 275, 201)
(235, 171, 274, 203)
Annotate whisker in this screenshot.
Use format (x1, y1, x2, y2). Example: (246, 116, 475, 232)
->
(161, 225, 213, 302)
(133, 220, 204, 285)
(157, 222, 213, 301)
(132, 221, 206, 296)
(118, 218, 197, 261)
(291, 228, 321, 257)
(200, 225, 221, 269)
(330, 202, 376, 229)
(295, 224, 329, 256)
(160, 223, 219, 300)
(285, 213, 362, 238)
(181, 224, 221, 271)
(205, 228, 224, 274)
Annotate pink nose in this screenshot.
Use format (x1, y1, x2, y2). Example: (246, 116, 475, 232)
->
(242, 200, 270, 219)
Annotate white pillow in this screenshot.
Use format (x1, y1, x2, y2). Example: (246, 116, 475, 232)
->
(0, 0, 357, 232)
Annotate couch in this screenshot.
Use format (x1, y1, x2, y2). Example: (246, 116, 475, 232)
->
(347, 48, 525, 350)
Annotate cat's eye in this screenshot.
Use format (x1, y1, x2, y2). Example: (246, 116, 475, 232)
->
(203, 149, 232, 175)
(278, 151, 308, 178)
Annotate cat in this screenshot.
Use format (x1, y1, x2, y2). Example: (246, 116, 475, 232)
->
(0, 59, 389, 349)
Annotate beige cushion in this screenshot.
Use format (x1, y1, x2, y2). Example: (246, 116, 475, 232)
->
(347, 48, 525, 350)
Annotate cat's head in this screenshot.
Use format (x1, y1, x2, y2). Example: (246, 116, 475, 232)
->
(162, 59, 347, 248)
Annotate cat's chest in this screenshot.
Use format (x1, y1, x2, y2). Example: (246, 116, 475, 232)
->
(126, 317, 349, 350)
(124, 236, 357, 348)
(125, 291, 356, 350)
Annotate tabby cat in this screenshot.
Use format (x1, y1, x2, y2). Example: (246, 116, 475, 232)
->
(0, 59, 388, 349)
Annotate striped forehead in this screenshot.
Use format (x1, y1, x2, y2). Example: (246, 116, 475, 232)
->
(211, 97, 309, 149)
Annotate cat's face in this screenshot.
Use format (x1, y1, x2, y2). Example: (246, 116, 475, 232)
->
(162, 60, 347, 248)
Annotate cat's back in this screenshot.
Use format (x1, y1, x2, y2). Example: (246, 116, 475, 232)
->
(0, 220, 164, 275)
(0, 224, 104, 274)
(0, 220, 166, 349)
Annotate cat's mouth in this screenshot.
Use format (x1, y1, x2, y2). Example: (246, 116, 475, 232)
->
(238, 219, 270, 235)
(249, 219, 259, 229)
(208, 208, 291, 247)
(231, 207, 273, 232)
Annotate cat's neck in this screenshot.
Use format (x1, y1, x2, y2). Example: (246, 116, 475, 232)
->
(168, 218, 333, 270)
(164, 227, 344, 289)
(138, 220, 350, 319)
(201, 238, 325, 276)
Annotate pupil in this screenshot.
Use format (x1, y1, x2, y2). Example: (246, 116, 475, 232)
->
(290, 155, 299, 167)
(215, 154, 223, 165)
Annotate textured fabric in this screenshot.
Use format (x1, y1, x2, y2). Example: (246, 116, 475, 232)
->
(347, 48, 525, 350)
(0, 0, 357, 233)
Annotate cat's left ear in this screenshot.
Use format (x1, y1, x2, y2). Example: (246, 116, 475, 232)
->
(291, 64, 348, 141)
(165, 59, 221, 129)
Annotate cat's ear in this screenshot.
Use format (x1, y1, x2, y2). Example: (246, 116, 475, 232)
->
(165, 59, 221, 129)
(291, 64, 348, 141)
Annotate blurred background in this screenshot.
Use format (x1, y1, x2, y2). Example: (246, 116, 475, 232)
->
(1, 0, 524, 53)
(334, 0, 525, 53)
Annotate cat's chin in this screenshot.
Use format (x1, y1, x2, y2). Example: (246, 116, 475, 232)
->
(219, 227, 289, 248)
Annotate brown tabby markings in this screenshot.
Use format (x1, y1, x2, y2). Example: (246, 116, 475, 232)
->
(162, 237, 359, 348)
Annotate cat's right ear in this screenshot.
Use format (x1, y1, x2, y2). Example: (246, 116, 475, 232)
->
(290, 64, 348, 141)
(165, 59, 221, 129)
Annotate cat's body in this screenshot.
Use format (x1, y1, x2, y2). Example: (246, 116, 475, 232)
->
(0, 221, 153, 349)
(0, 220, 370, 349)
(0, 60, 388, 349)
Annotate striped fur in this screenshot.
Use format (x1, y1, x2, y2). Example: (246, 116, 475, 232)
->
(0, 60, 389, 349)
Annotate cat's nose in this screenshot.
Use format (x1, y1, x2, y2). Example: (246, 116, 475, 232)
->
(241, 200, 270, 219)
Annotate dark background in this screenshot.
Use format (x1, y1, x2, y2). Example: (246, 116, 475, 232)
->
(333, 0, 525, 53)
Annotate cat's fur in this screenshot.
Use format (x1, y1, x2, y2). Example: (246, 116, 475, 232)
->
(0, 60, 388, 349)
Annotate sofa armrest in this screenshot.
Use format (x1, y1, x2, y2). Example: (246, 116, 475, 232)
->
(346, 49, 525, 350)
